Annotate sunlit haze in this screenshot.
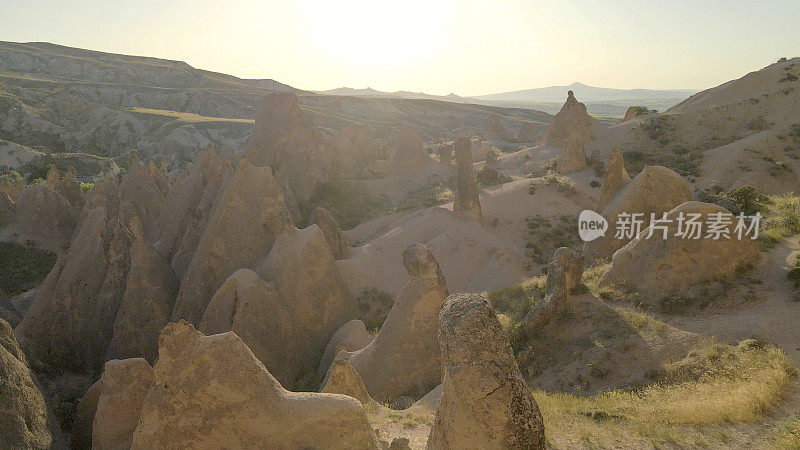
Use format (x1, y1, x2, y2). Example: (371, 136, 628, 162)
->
(2, 0, 799, 95)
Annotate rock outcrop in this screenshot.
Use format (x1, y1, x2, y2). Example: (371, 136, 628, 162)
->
(0, 318, 52, 450)
(321, 358, 373, 405)
(243, 92, 333, 208)
(171, 161, 290, 325)
(343, 244, 448, 403)
(387, 128, 433, 173)
(71, 379, 102, 449)
(437, 143, 454, 166)
(453, 137, 482, 222)
(517, 122, 540, 142)
(310, 206, 349, 259)
(523, 247, 584, 333)
(119, 154, 167, 239)
(583, 165, 692, 264)
(556, 131, 587, 174)
(199, 269, 297, 387)
(93, 358, 154, 450)
(484, 116, 515, 142)
(0, 190, 14, 228)
(427, 293, 545, 450)
(596, 149, 631, 210)
(8, 183, 77, 254)
(46, 166, 84, 210)
(544, 90, 593, 150)
(331, 123, 378, 177)
(130, 321, 379, 449)
(318, 319, 373, 380)
(601, 201, 761, 293)
(106, 239, 178, 363)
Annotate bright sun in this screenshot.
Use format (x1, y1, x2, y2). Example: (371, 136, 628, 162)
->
(302, 0, 451, 68)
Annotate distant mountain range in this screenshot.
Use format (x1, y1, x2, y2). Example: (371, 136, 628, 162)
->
(473, 82, 699, 103)
(315, 87, 468, 103)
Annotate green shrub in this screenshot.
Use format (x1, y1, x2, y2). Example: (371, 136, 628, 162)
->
(590, 180, 601, 188)
(355, 288, 394, 332)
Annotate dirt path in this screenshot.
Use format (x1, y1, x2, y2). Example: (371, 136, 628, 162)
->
(669, 237, 800, 366)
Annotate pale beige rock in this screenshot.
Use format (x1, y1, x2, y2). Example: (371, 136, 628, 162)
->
(0, 318, 52, 450)
(544, 90, 592, 150)
(381, 128, 433, 174)
(321, 358, 373, 405)
(318, 319, 373, 380)
(119, 153, 167, 238)
(71, 379, 102, 450)
(310, 206, 349, 259)
(199, 269, 298, 387)
(583, 165, 692, 264)
(427, 293, 545, 450)
(331, 123, 378, 177)
(130, 321, 379, 449)
(171, 160, 290, 325)
(9, 184, 77, 254)
(106, 239, 178, 363)
(556, 131, 587, 174)
(597, 149, 631, 210)
(93, 358, 154, 450)
(517, 122, 540, 142)
(484, 116, 515, 142)
(522, 247, 584, 333)
(344, 244, 448, 403)
(601, 201, 761, 293)
(453, 137, 482, 222)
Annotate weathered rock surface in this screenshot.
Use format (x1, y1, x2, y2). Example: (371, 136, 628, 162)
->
(484, 116, 515, 142)
(8, 183, 77, 254)
(363, 128, 435, 176)
(597, 149, 631, 210)
(318, 319, 373, 380)
(106, 239, 178, 363)
(601, 201, 761, 293)
(171, 160, 290, 325)
(0, 318, 52, 450)
(119, 154, 168, 239)
(544, 90, 593, 150)
(321, 358, 373, 405)
(427, 293, 545, 450)
(556, 131, 587, 174)
(331, 123, 378, 177)
(93, 358, 154, 450)
(453, 137, 482, 222)
(257, 225, 359, 386)
(583, 165, 692, 264)
(71, 379, 102, 450)
(523, 247, 584, 333)
(343, 244, 448, 403)
(517, 122, 541, 142)
(46, 166, 84, 210)
(199, 269, 298, 387)
(310, 206, 349, 259)
(0, 190, 14, 228)
(243, 92, 333, 207)
(130, 321, 379, 449)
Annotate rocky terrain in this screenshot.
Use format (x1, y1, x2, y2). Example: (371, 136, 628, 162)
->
(1, 45, 800, 450)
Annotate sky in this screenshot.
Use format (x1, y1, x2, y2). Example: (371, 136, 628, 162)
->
(1, 0, 799, 96)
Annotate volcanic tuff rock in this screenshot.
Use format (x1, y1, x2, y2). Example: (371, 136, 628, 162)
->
(0, 318, 52, 450)
(318, 319, 373, 380)
(583, 165, 692, 264)
(386, 128, 434, 172)
(199, 269, 298, 387)
(601, 201, 761, 293)
(331, 123, 378, 177)
(119, 154, 168, 239)
(321, 358, 374, 405)
(7, 183, 77, 254)
(453, 137, 482, 222)
(427, 293, 545, 450)
(556, 131, 587, 174)
(171, 160, 291, 325)
(71, 379, 102, 449)
(130, 321, 379, 449)
(243, 92, 333, 208)
(93, 358, 154, 450)
(517, 122, 541, 142)
(343, 244, 448, 403)
(544, 90, 592, 150)
(596, 148, 631, 210)
(310, 206, 349, 259)
(484, 116, 515, 142)
(523, 247, 584, 334)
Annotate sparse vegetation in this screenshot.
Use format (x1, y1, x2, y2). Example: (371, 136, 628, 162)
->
(780, 72, 799, 82)
(308, 181, 386, 230)
(355, 288, 394, 332)
(0, 241, 57, 296)
(757, 194, 800, 250)
(524, 214, 580, 263)
(543, 170, 576, 195)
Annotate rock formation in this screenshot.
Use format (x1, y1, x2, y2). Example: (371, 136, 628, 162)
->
(171, 160, 291, 325)
(387, 128, 433, 172)
(106, 238, 178, 363)
(46, 166, 84, 210)
(601, 201, 761, 293)
(310, 206, 349, 259)
(437, 143, 454, 166)
(331, 123, 378, 177)
(8, 183, 78, 253)
(476, 148, 507, 186)
(596, 149, 631, 210)
(556, 131, 587, 174)
(517, 122, 540, 142)
(318, 319, 373, 380)
(321, 358, 373, 405)
(427, 293, 545, 450)
(0, 318, 52, 450)
(453, 137, 482, 221)
(119, 154, 167, 238)
(583, 165, 692, 264)
(199, 269, 298, 387)
(130, 321, 379, 449)
(484, 116, 515, 142)
(522, 247, 584, 334)
(93, 358, 154, 450)
(71, 379, 102, 449)
(256, 225, 359, 386)
(342, 244, 448, 403)
(544, 90, 593, 150)
(0, 190, 14, 228)
(243, 92, 333, 208)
